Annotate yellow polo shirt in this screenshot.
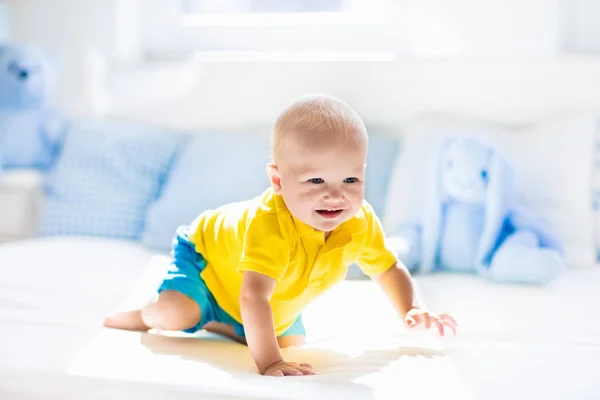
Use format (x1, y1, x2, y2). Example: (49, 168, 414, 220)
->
(188, 188, 397, 336)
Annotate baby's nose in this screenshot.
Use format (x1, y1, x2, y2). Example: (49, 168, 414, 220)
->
(325, 189, 343, 201)
(19, 70, 29, 80)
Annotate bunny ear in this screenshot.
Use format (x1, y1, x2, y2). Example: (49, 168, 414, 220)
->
(476, 149, 515, 268)
(420, 137, 453, 273)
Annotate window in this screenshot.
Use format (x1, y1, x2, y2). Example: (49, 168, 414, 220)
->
(141, 0, 562, 61)
(180, 0, 387, 25)
(184, 0, 345, 15)
(141, 0, 395, 61)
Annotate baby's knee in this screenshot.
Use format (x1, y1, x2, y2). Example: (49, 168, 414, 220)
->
(142, 290, 201, 331)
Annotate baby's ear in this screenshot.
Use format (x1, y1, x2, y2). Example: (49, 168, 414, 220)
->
(266, 163, 282, 193)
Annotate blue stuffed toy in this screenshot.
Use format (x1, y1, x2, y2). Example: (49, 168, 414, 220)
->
(392, 136, 566, 285)
(0, 43, 65, 171)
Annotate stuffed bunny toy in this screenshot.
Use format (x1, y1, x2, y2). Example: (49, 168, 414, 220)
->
(0, 43, 65, 171)
(393, 136, 565, 285)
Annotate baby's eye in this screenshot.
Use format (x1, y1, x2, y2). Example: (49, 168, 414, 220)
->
(309, 178, 324, 184)
(344, 177, 358, 183)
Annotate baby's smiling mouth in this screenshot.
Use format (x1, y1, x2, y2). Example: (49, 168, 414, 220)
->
(315, 209, 344, 219)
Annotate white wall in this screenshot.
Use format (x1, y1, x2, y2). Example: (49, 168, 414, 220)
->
(564, 0, 600, 53)
(7, 0, 600, 132)
(88, 58, 600, 133)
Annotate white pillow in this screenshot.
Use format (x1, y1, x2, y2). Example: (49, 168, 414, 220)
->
(384, 113, 597, 267)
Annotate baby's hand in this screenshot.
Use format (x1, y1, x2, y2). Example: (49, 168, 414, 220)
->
(262, 360, 315, 377)
(404, 308, 458, 336)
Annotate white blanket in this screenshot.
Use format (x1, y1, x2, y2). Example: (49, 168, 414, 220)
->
(1, 237, 598, 399)
(0, 237, 471, 400)
(417, 270, 600, 400)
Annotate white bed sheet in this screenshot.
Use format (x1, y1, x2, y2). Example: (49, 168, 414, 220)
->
(417, 270, 600, 400)
(0, 237, 471, 400)
(2, 237, 597, 399)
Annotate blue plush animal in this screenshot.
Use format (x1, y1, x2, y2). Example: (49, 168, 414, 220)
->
(0, 43, 65, 171)
(392, 137, 565, 285)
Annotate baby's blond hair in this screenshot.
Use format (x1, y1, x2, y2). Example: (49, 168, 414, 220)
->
(271, 94, 367, 162)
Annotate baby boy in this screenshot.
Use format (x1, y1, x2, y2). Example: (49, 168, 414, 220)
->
(104, 94, 457, 377)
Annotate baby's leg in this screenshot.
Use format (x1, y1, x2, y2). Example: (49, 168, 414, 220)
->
(103, 309, 148, 331)
(106, 226, 208, 332)
(277, 335, 305, 348)
(142, 290, 202, 330)
(276, 314, 306, 348)
(204, 322, 247, 344)
(104, 291, 202, 332)
(200, 322, 303, 347)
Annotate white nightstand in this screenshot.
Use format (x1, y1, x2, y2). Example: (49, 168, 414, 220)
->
(0, 170, 44, 242)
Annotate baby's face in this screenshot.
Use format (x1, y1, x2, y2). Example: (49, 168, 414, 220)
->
(270, 137, 367, 233)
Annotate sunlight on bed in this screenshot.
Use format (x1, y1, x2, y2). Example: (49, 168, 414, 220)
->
(65, 255, 474, 399)
(67, 329, 282, 398)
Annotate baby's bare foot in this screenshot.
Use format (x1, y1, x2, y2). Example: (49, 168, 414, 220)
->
(104, 310, 149, 331)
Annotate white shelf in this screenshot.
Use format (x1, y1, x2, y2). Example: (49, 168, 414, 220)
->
(0, 169, 44, 189)
(0, 169, 44, 241)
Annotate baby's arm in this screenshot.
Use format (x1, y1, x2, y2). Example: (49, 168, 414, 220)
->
(373, 263, 457, 335)
(372, 262, 416, 317)
(240, 271, 314, 376)
(357, 206, 457, 335)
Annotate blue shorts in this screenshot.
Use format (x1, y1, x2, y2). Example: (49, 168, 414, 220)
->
(157, 227, 305, 338)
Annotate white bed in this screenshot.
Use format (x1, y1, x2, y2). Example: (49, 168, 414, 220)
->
(419, 270, 600, 400)
(0, 237, 598, 400)
(0, 237, 470, 400)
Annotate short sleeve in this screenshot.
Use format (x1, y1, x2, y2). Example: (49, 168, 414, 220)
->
(187, 214, 206, 251)
(238, 213, 290, 281)
(357, 208, 398, 276)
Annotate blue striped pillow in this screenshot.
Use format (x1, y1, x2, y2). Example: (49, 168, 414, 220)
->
(38, 119, 188, 240)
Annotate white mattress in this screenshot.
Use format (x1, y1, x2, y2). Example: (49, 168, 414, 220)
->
(0, 237, 598, 399)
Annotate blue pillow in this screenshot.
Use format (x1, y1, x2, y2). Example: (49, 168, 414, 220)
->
(38, 119, 187, 240)
(347, 133, 400, 279)
(142, 131, 400, 252)
(141, 131, 272, 251)
(365, 134, 401, 219)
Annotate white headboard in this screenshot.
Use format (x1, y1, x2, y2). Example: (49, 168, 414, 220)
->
(85, 55, 600, 134)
